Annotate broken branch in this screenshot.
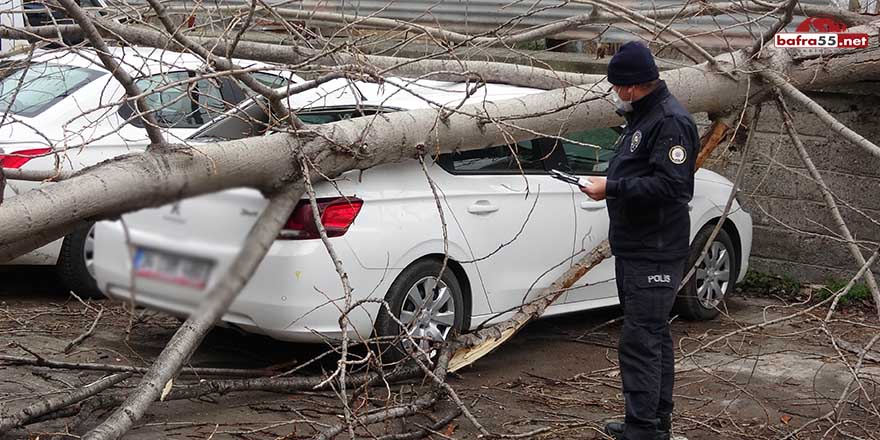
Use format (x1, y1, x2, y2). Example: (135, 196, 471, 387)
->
(84, 185, 304, 440)
(0, 372, 132, 434)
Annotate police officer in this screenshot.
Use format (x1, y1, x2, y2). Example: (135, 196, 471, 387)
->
(581, 41, 699, 440)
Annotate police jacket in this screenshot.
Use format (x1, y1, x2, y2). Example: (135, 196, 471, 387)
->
(605, 80, 699, 262)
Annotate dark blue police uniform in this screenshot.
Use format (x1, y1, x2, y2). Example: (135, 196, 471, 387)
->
(603, 44, 699, 440)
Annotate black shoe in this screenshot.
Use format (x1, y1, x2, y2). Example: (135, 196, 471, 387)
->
(604, 421, 625, 439)
(658, 414, 672, 433)
(603, 421, 671, 440)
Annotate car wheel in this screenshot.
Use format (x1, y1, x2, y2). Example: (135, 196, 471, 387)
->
(57, 223, 103, 299)
(674, 224, 739, 321)
(374, 259, 465, 363)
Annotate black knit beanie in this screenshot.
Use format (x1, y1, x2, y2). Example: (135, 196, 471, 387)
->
(607, 41, 660, 86)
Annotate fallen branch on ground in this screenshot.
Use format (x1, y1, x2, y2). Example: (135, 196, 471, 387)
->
(0, 354, 279, 378)
(64, 306, 104, 353)
(84, 185, 303, 440)
(0, 372, 132, 434)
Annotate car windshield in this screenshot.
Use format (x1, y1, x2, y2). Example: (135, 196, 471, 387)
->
(0, 63, 103, 118)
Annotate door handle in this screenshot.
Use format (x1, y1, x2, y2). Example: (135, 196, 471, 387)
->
(580, 200, 606, 211)
(468, 200, 499, 215)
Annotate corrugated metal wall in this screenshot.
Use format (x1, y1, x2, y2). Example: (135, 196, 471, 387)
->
(295, 0, 852, 49)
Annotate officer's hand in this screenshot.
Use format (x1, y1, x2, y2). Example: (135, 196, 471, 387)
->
(580, 177, 607, 201)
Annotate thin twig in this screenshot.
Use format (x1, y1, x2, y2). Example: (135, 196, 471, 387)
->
(64, 306, 104, 353)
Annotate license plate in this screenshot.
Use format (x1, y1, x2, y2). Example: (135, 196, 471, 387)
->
(133, 248, 213, 289)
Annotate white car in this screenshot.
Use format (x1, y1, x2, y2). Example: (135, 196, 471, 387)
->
(0, 47, 301, 296)
(93, 78, 753, 354)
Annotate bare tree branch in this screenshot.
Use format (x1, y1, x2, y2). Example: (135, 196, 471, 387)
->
(160, 1, 869, 47)
(142, 0, 302, 129)
(1, 168, 72, 181)
(764, 70, 880, 160)
(449, 241, 611, 371)
(750, 0, 798, 55)
(55, 0, 165, 148)
(775, 95, 880, 319)
(0, 354, 278, 378)
(0, 372, 132, 434)
(84, 184, 303, 440)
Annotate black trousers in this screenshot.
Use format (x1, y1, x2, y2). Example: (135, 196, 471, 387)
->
(615, 257, 685, 440)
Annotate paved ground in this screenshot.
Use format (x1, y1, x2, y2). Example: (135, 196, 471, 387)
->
(1, 266, 879, 439)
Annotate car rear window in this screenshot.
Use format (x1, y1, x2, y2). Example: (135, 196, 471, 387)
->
(297, 108, 382, 124)
(0, 63, 103, 117)
(241, 72, 295, 95)
(122, 72, 297, 130)
(131, 71, 230, 129)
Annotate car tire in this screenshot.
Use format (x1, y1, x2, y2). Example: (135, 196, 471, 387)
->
(374, 259, 465, 363)
(57, 223, 103, 299)
(674, 224, 739, 321)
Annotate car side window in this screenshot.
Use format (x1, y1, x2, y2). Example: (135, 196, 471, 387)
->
(257, 73, 292, 88)
(240, 73, 294, 95)
(437, 141, 546, 174)
(297, 108, 381, 124)
(193, 106, 389, 142)
(558, 128, 621, 174)
(120, 71, 230, 129)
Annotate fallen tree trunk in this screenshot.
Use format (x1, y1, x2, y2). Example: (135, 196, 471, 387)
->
(2, 19, 878, 260)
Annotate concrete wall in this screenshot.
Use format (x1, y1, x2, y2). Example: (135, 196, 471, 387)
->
(707, 86, 880, 283)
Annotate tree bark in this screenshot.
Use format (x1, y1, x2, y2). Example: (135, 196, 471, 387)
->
(449, 241, 611, 371)
(0, 354, 279, 378)
(0, 372, 132, 434)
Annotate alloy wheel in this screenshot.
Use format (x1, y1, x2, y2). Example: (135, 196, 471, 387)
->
(695, 241, 731, 309)
(398, 276, 456, 354)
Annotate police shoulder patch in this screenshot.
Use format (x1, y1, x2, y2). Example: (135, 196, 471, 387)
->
(668, 145, 687, 164)
(630, 130, 642, 152)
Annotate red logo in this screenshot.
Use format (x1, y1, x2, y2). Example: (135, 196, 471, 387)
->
(795, 16, 848, 33)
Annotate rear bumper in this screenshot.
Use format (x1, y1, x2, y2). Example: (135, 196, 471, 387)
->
(95, 220, 397, 343)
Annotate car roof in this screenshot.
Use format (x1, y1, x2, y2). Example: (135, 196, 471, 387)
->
(286, 77, 544, 112)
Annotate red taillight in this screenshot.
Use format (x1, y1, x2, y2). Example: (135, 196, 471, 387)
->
(280, 197, 363, 240)
(0, 148, 52, 169)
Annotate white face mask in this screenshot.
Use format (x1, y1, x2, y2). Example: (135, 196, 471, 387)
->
(611, 89, 634, 113)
